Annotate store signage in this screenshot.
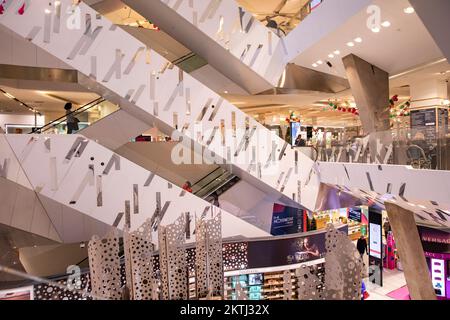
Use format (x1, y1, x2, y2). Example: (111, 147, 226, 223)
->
(270, 204, 299, 236)
(418, 226, 450, 245)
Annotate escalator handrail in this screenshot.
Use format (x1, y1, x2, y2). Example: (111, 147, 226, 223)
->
(197, 174, 238, 199)
(191, 167, 223, 188)
(32, 97, 105, 133)
(194, 171, 234, 196)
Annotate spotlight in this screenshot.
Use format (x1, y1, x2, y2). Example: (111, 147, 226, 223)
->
(404, 7, 415, 14)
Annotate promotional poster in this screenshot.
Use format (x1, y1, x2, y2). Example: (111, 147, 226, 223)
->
(248, 225, 348, 269)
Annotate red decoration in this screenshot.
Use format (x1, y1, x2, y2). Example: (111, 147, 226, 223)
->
(18, 3, 25, 15)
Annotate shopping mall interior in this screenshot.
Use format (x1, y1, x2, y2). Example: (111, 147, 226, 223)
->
(0, 0, 449, 303)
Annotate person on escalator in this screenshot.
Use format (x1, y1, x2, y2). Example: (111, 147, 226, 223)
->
(64, 102, 79, 134)
(211, 192, 220, 208)
(182, 181, 192, 193)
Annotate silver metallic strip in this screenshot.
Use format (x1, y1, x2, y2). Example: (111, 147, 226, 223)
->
(96, 175, 103, 207)
(102, 49, 124, 82)
(150, 73, 156, 100)
(144, 172, 155, 187)
(44, 9, 51, 43)
(153, 102, 159, 116)
(89, 56, 97, 80)
(112, 212, 124, 227)
(278, 142, 289, 161)
(125, 200, 131, 228)
(44, 138, 51, 152)
(249, 44, 263, 67)
(280, 168, 293, 192)
(25, 26, 41, 41)
(197, 98, 213, 122)
(205, 126, 218, 145)
(124, 47, 145, 75)
(131, 84, 145, 104)
(67, 14, 103, 60)
(276, 172, 285, 189)
(102, 154, 120, 175)
(133, 184, 138, 214)
(163, 83, 182, 111)
(53, 0, 61, 34)
(69, 165, 94, 205)
(208, 98, 224, 121)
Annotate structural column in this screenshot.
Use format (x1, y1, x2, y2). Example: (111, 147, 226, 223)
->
(384, 202, 436, 300)
(343, 54, 391, 162)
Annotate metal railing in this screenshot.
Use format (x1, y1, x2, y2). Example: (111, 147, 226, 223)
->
(313, 126, 450, 170)
(32, 97, 106, 134)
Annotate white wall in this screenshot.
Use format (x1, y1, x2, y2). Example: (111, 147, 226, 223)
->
(0, 24, 71, 69)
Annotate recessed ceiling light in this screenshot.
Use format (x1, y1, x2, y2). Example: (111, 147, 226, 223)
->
(381, 21, 391, 27)
(404, 7, 415, 14)
(312, 63, 318, 67)
(317, 60, 323, 65)
(371, 27, 380, 33)
(334, 50, 340, 55)
(224, 90, 228, 94)
(347, 42, 355, 47)
(328, 54, 334, 58)
(354, 37, 362, 43)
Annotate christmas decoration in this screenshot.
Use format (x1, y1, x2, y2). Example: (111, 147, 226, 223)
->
(326, 101, 359, 116)
(388, 95, 411, 119)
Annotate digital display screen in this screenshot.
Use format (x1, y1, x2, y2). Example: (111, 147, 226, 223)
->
(348, 207, 362, 222)
(248, 273, 263, 286)
(231, 275, 248, 288)
(369, 222, 382, 259)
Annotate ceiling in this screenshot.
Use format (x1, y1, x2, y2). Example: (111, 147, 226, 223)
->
(292, 0, 445, 78)
(0, 86, 99, 115)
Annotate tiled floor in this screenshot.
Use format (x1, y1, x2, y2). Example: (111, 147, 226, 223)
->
(362, 258, 408, 300)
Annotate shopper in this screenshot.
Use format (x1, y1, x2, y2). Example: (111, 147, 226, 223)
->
(64, 102, 79, 134)
(383, 218, 391, 240)
(210, 192, 220, 208)
(356, 235, 368, 259)
(182, 181, 192, 193)
(295, 135, 306, 147)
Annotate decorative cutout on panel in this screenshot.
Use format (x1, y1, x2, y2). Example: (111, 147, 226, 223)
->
(295, 225, 362, 300)
(158, 214, 188, 300)
(195, 213, 224, 299)
(324, 224, 363, 300)
(33, 274, 91, 300)
(282, 270, 293, 300)
(295, 264, 325, 300)
(222, 242, 248, 271)
(87, 229, 122, 300)
(123, 218, 157, 300)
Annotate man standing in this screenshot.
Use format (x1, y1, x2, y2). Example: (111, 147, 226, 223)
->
(356, 235, 368, 260)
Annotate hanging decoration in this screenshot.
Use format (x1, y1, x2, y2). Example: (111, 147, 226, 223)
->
(388, 95, 411, 119)
(285, 111, 300, 123)
(323, 101, 359, 116)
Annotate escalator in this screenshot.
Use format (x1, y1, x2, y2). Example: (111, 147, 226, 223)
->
(192, 167, 240, 201)
(33, 97, 117, 134)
